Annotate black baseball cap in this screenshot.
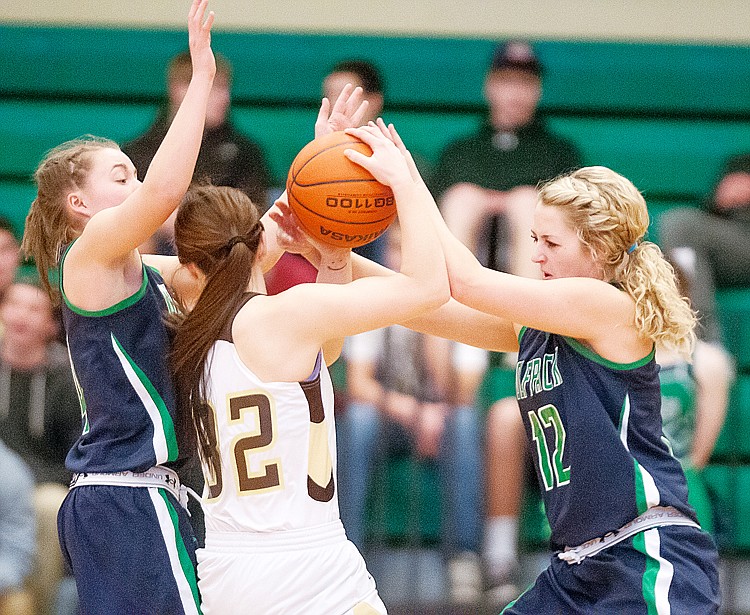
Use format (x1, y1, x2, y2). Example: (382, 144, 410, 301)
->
(490, 41, 542, 78)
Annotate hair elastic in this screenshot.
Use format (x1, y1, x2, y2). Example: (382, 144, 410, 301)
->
(626, 242, 638, 254)
(226, 236, 245, 250)
(222, 222, 263, 256)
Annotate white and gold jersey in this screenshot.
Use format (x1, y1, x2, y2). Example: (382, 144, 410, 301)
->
(200, 337, 339, 534)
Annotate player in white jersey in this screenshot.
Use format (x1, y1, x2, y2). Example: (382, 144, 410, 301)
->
(169, 124, 449, 614)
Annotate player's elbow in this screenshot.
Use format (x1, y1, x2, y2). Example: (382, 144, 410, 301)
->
(420, 274, 451, 313)
(140, 181, 186, 212)
(447, 260, 483, 306)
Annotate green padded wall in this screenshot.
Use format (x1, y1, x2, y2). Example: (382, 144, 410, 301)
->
(718, 289, 750, 372)
(4, 27, 750, 113)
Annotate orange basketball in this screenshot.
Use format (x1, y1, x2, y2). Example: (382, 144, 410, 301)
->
(286, 131, 396, 249)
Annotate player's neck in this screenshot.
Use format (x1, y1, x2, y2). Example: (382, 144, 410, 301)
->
(248, 265, 267, 295)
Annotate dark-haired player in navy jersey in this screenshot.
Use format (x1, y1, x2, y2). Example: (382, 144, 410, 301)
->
(322, 122, 720, 613)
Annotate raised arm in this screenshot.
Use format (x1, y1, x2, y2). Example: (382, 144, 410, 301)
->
(690, 341, 734, 469)
(264, 123, 449, 346)
(315, 246, 353, 365)
(269, 162, 518, 353)
(60, 1, 215, 312)
(351, 252, 518, 352)
(256, 83, 368, 275)
(153, 82, 368, 300)
(79, 0, 216, 262)
(384, 122, 634, 345)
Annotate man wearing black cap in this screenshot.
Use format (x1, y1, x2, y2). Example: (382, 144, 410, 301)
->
(430, 41, 581, 278)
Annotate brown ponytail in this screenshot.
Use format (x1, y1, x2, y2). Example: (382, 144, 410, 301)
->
(169, 185, 263, 478)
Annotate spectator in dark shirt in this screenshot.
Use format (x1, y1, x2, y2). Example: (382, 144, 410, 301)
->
(124, 50, 272, 254)
(431, 41, 581, 278)
(659, 152, 750, 342)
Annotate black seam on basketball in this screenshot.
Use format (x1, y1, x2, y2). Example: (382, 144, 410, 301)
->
(293, 177, 384, 188)
(293, 138, 365, 180)
(287, 188, 395, 226)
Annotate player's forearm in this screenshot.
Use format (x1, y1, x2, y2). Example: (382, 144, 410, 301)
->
(393, 180, 449, 309)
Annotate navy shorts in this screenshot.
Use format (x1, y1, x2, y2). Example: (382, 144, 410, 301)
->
(503, 524, 720, 614)
(58, 484, 201, 615)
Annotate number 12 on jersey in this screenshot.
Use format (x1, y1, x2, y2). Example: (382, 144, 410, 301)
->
(528, 404, 570, 491)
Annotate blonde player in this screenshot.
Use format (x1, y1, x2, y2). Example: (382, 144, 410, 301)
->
(282, 121, 721, 613)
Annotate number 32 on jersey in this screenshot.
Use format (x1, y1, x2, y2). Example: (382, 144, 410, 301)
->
(204, 391, 335, 503)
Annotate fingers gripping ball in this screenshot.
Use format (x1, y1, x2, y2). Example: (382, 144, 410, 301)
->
(286, 131, 396, 248)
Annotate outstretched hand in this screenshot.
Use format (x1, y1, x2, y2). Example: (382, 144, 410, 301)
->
(379, 119, 423, 185)
(315, 83, 369, 139)
(343, 121, 413, 189)
(269, 196, 350, 267)
(188, 0, 216, 78)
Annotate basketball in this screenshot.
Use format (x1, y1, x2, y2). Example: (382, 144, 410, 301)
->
(286, 130, 396, 248)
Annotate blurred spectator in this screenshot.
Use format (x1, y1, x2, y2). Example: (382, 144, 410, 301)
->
(323, 59, 387, 265)
(658, 340, 733, 533)
(0, 277, 80, 484)
(0, 277, 82, 615)
(482, 392, 527, 608)
(338, 224, 486, 606)
(123, 50, 272, 255)
(266, 58, 389, 293)
(323, 59, 384, 124)
(659, 152, 750, 342)
(0, 217, 21, 332)
(0, 439, 35, 615)
(655, 259, 734, 533)
(431, 41, 581, 278)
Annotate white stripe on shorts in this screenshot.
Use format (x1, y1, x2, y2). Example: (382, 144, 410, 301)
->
(149, 488, 200, 615)
(644, 527, 675, 615)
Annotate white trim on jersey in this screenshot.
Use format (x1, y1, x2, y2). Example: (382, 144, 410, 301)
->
(621, 393, 662, 509)
(643, 528, 675, 615)
(639, 466, 661, 509)
(619, 393, 631, 450)
(111, 333, 169, 464)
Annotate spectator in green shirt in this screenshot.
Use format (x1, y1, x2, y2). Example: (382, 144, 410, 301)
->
(431, 41, 581, 279)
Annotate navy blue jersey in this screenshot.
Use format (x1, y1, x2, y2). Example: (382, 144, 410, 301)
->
(60, 247, 180, 474)
(515, 327, 696, 550)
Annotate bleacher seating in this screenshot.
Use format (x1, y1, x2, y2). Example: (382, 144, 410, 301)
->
(2, 24, 750, 569)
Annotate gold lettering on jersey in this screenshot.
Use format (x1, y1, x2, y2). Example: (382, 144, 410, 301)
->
(308, 420, 335, 502)
(300, 378, 335, 503)
(516, 347, 563, 400)
(204, 401, 223, 501)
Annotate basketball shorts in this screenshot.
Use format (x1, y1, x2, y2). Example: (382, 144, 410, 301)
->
(58, 484, 201, 615)
(502, 524, 720, 614)
(197, 519, 387, 614)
